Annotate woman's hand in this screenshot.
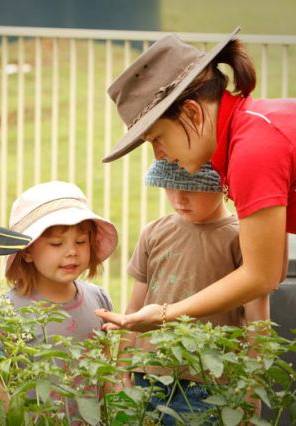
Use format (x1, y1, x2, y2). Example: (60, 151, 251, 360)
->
(96, 304, 163, 331)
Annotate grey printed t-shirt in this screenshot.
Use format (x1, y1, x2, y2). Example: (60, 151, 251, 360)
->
(7, 280, 112, 342)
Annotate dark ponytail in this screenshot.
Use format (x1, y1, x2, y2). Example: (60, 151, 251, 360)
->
(214, 39, 256, 97)
(163, 39, 256, 120)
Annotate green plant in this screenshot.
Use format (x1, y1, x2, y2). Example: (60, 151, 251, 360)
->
(0, 297, 295, 425)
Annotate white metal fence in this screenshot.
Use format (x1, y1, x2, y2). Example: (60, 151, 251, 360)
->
(0, 26, 296, 310)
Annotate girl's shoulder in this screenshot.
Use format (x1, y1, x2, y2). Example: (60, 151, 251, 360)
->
(75, 280, 112, 311)
(5, 288, 33, 309)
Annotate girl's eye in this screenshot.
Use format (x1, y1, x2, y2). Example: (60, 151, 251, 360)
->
(76, 240, 87, 245)
(50, 242, 62, 247)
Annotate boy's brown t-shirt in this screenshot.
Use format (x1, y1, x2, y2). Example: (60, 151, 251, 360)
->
(127, 213, 244, 380)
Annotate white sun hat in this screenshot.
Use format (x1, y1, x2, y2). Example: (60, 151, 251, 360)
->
(6, 181, 118, 271)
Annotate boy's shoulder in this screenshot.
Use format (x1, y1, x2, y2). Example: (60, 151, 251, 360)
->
(142, 214, 179, 233)
(214, 214, 239, 230)
(143, 213, 239, 233)
(207, 214, 240, 241)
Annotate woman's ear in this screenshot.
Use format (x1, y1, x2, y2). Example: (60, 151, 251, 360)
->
(180, 100, 204, 134)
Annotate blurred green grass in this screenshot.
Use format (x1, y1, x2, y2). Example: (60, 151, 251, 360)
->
(161, 0, 296, 35)
(0, 3, 295, 310)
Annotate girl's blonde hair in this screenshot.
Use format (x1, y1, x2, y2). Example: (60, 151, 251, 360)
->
(6, 220, 101, 296)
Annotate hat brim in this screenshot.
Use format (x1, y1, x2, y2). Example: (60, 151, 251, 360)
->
(0, 227, 31, 255)
(102, 27, 240, 163)
(6, 207, 118, 272)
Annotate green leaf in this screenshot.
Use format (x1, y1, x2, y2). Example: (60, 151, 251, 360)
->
(263, 358, 274, 370)
(156, 405, 185, 424)
(0, 359, 11, 381)
(13, 380, 36, 395)
(288, 401, 296, 422)
(204, 395, 226, 406)
(6, 394, 25, 426)
(76, 397, 100, 426)
(250, 415, 271, 426)
(201, 350, 224, 378)
(223, 352, 238, 363)
(181, 336, 197, 352)
(267, 366, 290, 388)
(34, 349, 69, 360)
(221, 407, 243, 426)
(0, 401, 6, 426)
(245, 359, 261, 373)
(154, 376, 174, 386)
(123, 387, 144, 403)
(36, 380, 51, 403)
(112, 411, 131, 425)
(254, 387, 271, 408)
(171, 346, 183, 363)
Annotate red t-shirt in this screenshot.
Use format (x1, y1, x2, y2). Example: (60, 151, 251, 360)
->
(211, 91, 296, 233)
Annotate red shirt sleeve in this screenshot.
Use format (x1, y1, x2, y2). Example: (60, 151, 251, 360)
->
(228, 114, 293, 219)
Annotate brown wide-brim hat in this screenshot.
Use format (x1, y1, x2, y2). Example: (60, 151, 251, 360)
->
(103, 27, 240, 163)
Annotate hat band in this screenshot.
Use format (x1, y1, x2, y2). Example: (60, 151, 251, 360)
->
(12, 198, 88, 233)
(128, 61, 197, 130)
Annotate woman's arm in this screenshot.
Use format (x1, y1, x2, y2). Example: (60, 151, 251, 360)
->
(243, 295, 270, 417)
(97, 206, 286, 330)
(243, 295, 270, 323)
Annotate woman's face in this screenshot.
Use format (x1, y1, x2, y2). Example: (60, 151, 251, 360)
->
(144, 101, 217, 174)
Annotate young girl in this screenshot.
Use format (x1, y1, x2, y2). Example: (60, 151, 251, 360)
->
(6, 180, 117, 341)
(113, 161, 269, 424)
(98, 29, 292, 330)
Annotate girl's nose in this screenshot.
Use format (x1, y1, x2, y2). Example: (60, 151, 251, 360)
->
(67, 244, 78, 256)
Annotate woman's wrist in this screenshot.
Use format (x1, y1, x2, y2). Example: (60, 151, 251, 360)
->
(160, 303, 175, 324)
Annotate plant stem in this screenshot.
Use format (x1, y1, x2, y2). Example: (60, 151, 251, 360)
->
(139, 382, 155, 426)
(216, 406, 224, 426)
(0, 374, 9, 396)
(197, 352, 208, 384)
(41, 326, 48, 344)
(176, 380, 193, 413)
(102, 389, 110, 426)
(274, 406, 284, 426)
(159, 380, 178, 423)
(64, 397, 71, 424)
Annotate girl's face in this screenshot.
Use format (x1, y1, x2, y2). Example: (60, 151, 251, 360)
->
(144, 101, 217, 174)
(24, 224, 91, 286)
(165, 189, 225, 223)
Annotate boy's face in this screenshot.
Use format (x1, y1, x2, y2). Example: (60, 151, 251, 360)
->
(24, 224, 91, 286)
(165, 189, 224, 223)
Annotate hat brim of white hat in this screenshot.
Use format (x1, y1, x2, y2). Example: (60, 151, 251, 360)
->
(102, 27, 240, 163)
(6, 207, 117, 272)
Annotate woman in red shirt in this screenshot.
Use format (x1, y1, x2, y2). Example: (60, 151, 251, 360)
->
(97, 28, 295, 330)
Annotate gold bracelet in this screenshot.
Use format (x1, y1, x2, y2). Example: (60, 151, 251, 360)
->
(161, 303, 168, 326)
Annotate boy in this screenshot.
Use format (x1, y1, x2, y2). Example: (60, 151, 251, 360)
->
(118, 160, 269, 425)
